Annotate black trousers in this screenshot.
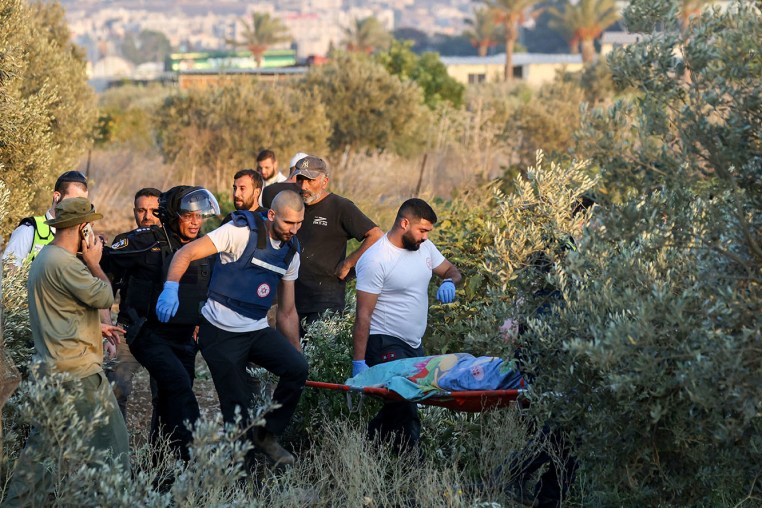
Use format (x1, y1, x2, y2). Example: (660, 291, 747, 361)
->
(130, 326, 199, 461)
(505, 423, 579, 508)
(365, 334, 424, 452)
(198, 322, 308, 436)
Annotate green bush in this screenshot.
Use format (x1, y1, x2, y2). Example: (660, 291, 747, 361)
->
(377, 40, 465, 109)
(1, 362, 534, 506)
(285, 309, 381, 446)
(303, 52, 431, 161)
(0, 0, 95, 236)
(515, 1, 762, 504)
(427, 153, 597, 360)
(155, 80, 330, 190)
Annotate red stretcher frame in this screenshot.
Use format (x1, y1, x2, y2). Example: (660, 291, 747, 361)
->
(306, 380, 526, 413)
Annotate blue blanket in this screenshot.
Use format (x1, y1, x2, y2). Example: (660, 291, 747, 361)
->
(346, 353, 524, 401)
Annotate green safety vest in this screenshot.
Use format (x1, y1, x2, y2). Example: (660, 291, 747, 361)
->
(27, 216, 53, 262)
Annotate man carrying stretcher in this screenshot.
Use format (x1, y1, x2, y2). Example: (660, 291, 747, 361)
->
(351, 198, 462, 453)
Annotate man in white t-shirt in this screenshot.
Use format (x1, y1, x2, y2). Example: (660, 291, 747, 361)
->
(352, 198, 462, 452)
(156, 190, 308, 467)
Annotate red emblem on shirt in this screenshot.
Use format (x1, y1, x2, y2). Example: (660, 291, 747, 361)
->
(257, 283, 271, 298)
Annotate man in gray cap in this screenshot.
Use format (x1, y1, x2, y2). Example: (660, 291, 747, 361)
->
(2, 170, 89, 266)
(5, 197, 129, 505)
(292, 156, 383, 335)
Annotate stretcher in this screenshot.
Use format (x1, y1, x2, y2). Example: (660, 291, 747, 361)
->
(305, 380, 526, 413)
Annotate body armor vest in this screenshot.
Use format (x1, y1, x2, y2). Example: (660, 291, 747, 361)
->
(119, 227, 212, 326)
(207, 211, 299, 320)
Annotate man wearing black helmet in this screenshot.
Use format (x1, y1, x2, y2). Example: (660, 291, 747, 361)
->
(101, 185, 220, 461)
(3, 170, 89, 266)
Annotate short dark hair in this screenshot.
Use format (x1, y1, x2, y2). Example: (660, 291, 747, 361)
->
(134, 187, 161, 203)
(233, 168, 263, 190)
(54, 170, 88, 194)
(396, 198, 437, 225)
(256, 149, 276, 163)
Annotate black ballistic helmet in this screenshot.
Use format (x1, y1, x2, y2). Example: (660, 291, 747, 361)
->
(158, 186, 220, 227)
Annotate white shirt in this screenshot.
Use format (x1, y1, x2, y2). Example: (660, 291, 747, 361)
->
(355, 234, 445, 348)
(201, 221, 300, 332)
(263, 172, 287, 187)
(2, 210, 55, 266)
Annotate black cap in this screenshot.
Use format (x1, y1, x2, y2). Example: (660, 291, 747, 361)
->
(54, 171, 88, 192)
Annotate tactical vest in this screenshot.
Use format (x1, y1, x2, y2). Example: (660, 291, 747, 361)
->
(207, 211, 299, 320)
(118, 227, 213, 326)
(19, 216, 53, 262)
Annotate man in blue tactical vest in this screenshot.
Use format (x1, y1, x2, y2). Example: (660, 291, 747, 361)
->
(102, 186, 219, 462)
(156, 190, 308, 467)
(2, 171, 89, 266)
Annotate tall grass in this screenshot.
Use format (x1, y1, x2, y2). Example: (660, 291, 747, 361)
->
(1, 368, 544, 506)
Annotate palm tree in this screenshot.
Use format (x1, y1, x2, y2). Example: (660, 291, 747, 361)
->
(228, 12, 291, 68)
(484, 0, 541, 82)
(549, 0, 620, 64)
(464, 7, 500, 57)
(342, 17, 392, 54)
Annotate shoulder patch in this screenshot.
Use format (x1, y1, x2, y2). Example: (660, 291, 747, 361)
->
(111, 238, 129, 250)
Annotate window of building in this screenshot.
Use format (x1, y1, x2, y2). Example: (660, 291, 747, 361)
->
(468, 73, 486, 84)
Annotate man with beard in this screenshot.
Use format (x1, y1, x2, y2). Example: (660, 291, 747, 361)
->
(261, 152, 305, 209)
(292, 156, 382, 334)
(156, 190, 308, 467)
(232, 169, 265, 214)
(257, 149, 287, 188)
(351, 198, 461, 452)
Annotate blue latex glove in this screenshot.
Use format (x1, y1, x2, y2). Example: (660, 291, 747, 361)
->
(436, 279, 456, 303)
(352, 360, 369, 377)
(155, 281, 180, 323)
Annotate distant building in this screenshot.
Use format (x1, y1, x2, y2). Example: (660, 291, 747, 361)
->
(441, 53, 584, 86)
(165, 49, 297, 72)
(176, 67, 307, 91)
(600, 31, 647, 56)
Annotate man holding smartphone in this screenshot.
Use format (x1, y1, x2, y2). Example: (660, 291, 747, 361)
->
(5, 197, 129, 505)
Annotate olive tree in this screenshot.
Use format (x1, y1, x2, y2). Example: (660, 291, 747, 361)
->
(303, 53, 431, 164)
(512, 1, 762, 503)
(0, 0, 95, 236)
(155, 80, 330, 191)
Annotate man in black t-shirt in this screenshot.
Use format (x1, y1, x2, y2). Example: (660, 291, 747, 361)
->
(292, 156, 383, 334)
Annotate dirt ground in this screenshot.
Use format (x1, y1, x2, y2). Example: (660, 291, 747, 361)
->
(122, 354, 221, 442)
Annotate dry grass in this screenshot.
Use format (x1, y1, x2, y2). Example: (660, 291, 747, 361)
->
(77, 142, 507, 238)
(76, 148, 173, 238)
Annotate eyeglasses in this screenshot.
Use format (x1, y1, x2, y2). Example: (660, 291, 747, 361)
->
(178, 212, 204, 223)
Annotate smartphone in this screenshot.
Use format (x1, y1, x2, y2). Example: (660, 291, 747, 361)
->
(80, 223, 94, 247)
